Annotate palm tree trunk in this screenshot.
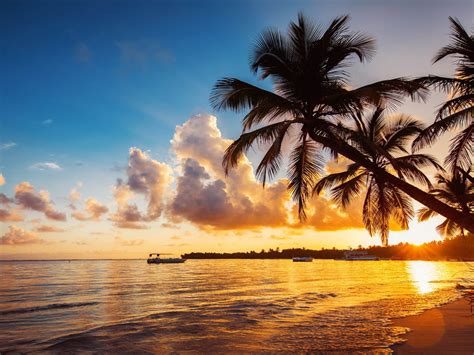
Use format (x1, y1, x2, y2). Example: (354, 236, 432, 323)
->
(307, 130, 474, 233)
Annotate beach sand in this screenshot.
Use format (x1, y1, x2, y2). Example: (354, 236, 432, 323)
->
(391, 296, 474, 354)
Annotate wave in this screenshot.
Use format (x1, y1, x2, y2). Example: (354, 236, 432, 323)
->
(0, 301, 99, 315)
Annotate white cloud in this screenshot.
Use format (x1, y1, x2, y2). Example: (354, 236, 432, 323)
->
(0, 173, 5, 186)
(30, 162, 62, 171)
(0, 142, 16, 151)
(42, 119, 53, 125)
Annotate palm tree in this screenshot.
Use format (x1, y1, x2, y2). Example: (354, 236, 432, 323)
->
(313, 108, 441, 245)
(414, 17, 473, 172)
(418, 168, 474, 237)
(211, 13, 474, 232)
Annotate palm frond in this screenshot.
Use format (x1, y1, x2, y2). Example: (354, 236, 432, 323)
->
(418, 206, 438, 221)
(395, 153, 444, 170)
(445, 123, 474, 172)
(255, 122, 292, 186)
(323, 31, 376, 78)
(288, 13, 322, 61)
(436, 94, 474, 121)
(367, 106, 385, 141)
(222, 121, 293, 174)
(250, 28, 294, 80)
(413, 107, 473, 151)
(383, 115, 424, 153)
(313, 163, 361, 195)
(320, 15, 351, 44)
(392, 155, 440, 188)
(389, 188, 414, 230)
(334, 78, 428, 110)
(210, 78, 296, 129)
(414, 76, 470, 96)
(330, 173, 365, 208)
(288, 133, 324, 221)
(433, 17, 473, 67)
(436, 218, 461, 237)
(375, 180, 390, 246)
(430, 188, 461, 206)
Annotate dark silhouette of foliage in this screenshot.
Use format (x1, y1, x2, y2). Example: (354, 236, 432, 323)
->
(211, 13, 474, 233)
(211, 13, 427, 221)
(182, 234, 474, 260)
(314, 108, 441, 245)
(418, 168, 474, 237)
(414, 17, 473, 172)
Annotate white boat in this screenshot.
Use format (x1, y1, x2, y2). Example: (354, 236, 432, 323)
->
(292, 256, 313, 262)
(342, 250, 379, 261)
(147, 253, 186, 264)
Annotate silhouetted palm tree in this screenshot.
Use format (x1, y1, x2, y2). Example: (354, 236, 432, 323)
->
(313, 108, 441, 245)
(414, 17, 473, 172)
(418, 168, 474, 237)
(211, 14, 474, 232)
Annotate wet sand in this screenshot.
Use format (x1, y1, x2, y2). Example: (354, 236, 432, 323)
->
(391, 296, 474, 354)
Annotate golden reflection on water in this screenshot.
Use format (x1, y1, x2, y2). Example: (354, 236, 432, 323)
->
(406, 261, 449, 294)
(1, 260, 468, 353)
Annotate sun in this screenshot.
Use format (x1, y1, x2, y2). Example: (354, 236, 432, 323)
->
(390, 218, 444, 246)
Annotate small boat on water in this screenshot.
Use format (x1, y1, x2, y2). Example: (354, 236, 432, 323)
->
(292, 256, 313, 262)
(147, 253, 186, 264)
(342, 250, 379, 261)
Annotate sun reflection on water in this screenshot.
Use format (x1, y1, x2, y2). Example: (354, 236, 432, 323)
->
(406, 261, 448, 294)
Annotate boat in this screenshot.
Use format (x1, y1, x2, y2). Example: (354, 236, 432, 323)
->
(342, 250, 379, 261)
(147, 253, 186, 264)
(292, 256, 313, 262)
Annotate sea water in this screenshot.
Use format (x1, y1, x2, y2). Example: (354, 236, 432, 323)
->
(0, 259, 471, 352)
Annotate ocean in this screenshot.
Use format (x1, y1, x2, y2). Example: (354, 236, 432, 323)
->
(0, 259, 471, 353)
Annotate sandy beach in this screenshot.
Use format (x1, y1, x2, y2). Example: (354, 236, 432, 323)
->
(391, 296, 474, 354)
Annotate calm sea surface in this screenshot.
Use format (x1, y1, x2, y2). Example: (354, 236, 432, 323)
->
(0, 259, 472, 353)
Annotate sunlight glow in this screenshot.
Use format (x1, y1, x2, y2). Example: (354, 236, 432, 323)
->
(391, 218, 444, 246)
(407, 261, 437, 294)
(406, 261, 449, 294)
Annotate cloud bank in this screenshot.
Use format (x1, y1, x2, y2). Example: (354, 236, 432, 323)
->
(2, 114, 369, 238)
(168, 114, 290, 230)
(0, 226, 45, 245)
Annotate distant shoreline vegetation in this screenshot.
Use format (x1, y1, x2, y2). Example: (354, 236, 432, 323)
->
(182, 234, 474, 260)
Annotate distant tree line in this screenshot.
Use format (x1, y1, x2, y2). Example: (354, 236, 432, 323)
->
(182, 234, 474, 260)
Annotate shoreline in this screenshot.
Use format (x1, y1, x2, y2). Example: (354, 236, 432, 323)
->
(390, 295, 474, 353)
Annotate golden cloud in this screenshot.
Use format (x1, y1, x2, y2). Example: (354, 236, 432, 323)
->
(14, 182, 66, 221)
(72, 198, 108, 221)
(111, 147, 173, 229)
(1, 225, 45, 245)
(168, 114, 290, 230)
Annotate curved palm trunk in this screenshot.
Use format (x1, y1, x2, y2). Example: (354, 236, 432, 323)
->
(307, 130, 474, 233)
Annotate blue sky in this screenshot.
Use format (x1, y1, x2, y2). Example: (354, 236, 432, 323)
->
(0, 0, 472, 257)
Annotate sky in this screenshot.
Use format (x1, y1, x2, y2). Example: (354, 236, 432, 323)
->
(0, 0, 472, 259)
